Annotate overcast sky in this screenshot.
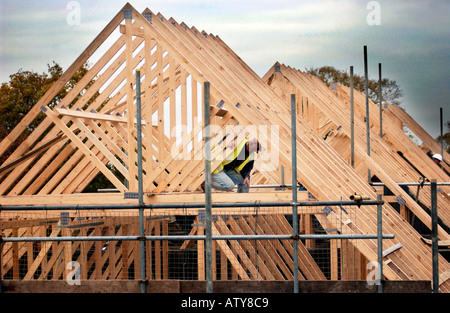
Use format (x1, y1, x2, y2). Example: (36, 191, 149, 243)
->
(0, 0, 448, 138)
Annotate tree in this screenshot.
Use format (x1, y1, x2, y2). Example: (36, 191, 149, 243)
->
(435, 121, 450, 154)
(0, 63, 61, 165)
(0, 61, 92, 139)
(306, 66, 403, 106)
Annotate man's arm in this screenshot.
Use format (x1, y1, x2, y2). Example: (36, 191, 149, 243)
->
(239, 160, 254, 180)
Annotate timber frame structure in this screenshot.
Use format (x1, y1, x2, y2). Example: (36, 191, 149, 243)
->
(1, 3, 449, 291)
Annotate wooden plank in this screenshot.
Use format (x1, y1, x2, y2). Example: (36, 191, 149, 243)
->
(328, 223, 339, 280)
(125, 17, 137, 191)
(146, 221, 154, 280)
(180, 69, 188, 145)
(421, 237, 450, 247)
(382, 243, 403, 257)
(197, 224, 205, 280)
(121, 224, 129, 279)
(53, 107, 157, 126)
(154, 221, 161, 280)
(220, 247, 227, 280)
(155, 40, 166, 163)
(62, 227, 73, 281)
(11, 228, 19, 279)
(169, 55, 177, 147)
(119, 23, 145, 37)
(162, 220, 169, 279)
(0, 190, 311, 207)
(143, 35, 155, 174)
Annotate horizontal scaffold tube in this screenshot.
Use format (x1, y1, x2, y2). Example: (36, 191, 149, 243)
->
(371, 182, 450, 186)
(0, 233, 395, 242)
(0, 200, 384, 211)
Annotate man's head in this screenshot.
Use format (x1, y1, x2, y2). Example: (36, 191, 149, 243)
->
(247, 138, 261, 153)
(432, 153, 442, 165)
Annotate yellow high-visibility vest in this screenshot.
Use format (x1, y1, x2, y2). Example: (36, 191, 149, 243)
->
(212, 139, 255, 174)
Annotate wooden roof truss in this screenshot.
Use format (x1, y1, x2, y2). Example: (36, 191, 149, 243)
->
(1, 3, 449, 289)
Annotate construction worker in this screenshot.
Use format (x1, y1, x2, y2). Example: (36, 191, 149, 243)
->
(209, 138, 261, 193)
(432, 153, 443, 165)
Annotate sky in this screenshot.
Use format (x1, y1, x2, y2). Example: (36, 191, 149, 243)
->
(0, 0, 448, 138)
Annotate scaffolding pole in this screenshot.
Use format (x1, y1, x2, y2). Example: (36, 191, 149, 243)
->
(136, 69, 146, 293)
(364, 45, 371, 183)
(291, 94, 299, 293)
(350, 65, 355, 168)
(203, 81, 213, 294)
(0, 199, 384, 211)
(1, 233, 395, 243)
(379, 63, 383, 138)
(377, 194, 383, 293)
(431, 179, 439, 293)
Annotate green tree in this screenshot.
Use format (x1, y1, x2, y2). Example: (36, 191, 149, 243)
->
(0, 63, 60, 165)
(435, 121, 450, 154)
(306, 66, 403, 106)
(0, 61, 92, 138)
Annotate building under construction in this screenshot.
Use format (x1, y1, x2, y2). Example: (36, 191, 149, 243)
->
(0, 3, 449, 293)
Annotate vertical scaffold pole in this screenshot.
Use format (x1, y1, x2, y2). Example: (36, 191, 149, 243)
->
(431, 179, 439, 293)
(440, 108, 444, 158)
(379, 63, 383, 138)
(204, 82, 213, 293)
(291, 94, 299, 293)
(136, 69, 146, 293)
(364, 45, 371, 183)
(350, 66, 355, 168)
(377, 194, 383, 293)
